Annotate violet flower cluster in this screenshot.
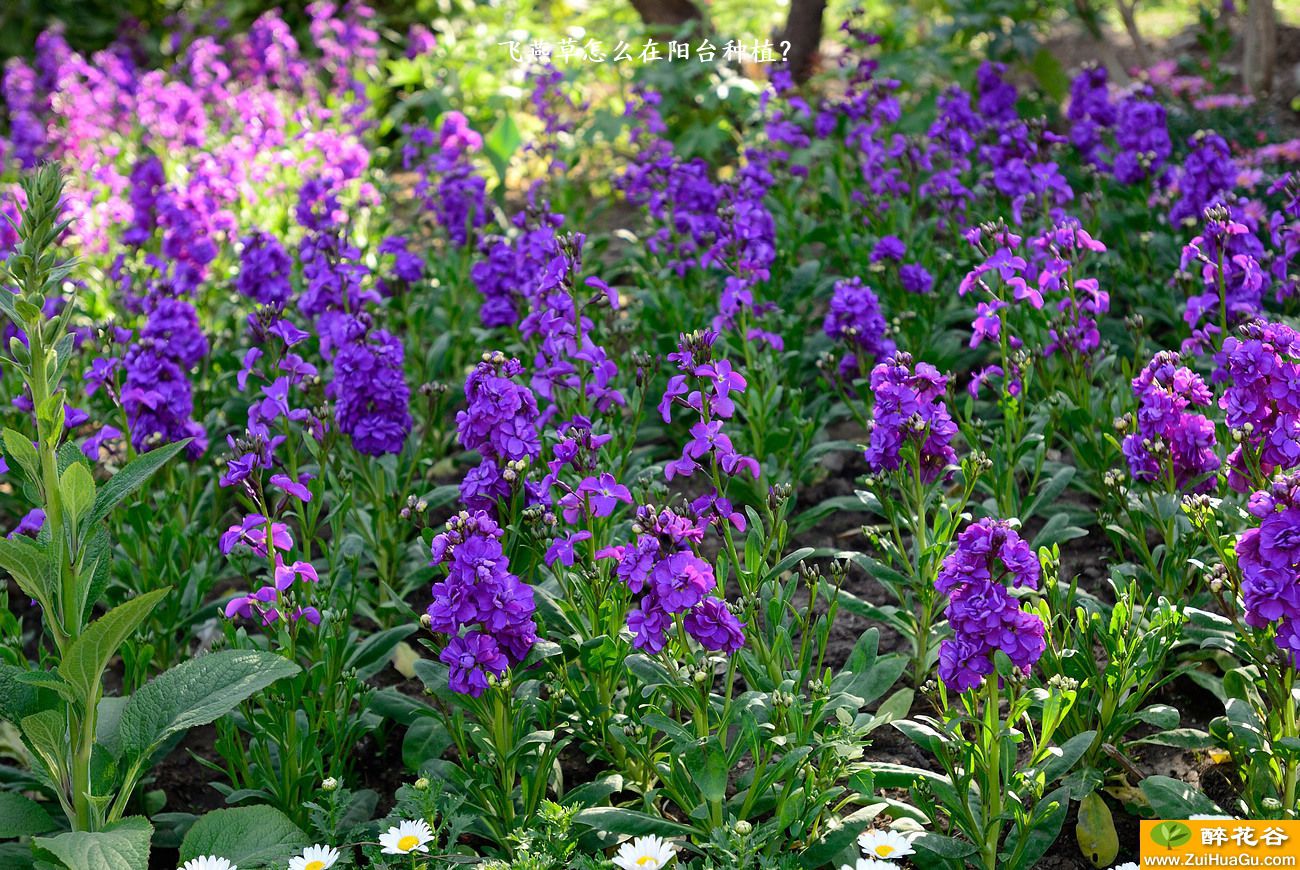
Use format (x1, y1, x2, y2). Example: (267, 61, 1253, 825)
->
(427, 511, 538, 696)
(1171, 131, 1238, 226)
(405, 112, 486, 247)
(455, 353, 543, 512)
(221, 512, 321, 627)
(863, 352, 959, 483)
(935, 519, 1045, 692)
(1121, 351, 1221, 492)
(1179, 203, 1269, 355)
(1065, 66, 1173, 186)
(659, 330, 759, 483)
(1236, 471, 1300, 664)
(597, 505, 745, 655)
(823, 277, 895, 378)
(1219, 319, 1300, 492)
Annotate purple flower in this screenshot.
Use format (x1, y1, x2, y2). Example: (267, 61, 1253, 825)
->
(1220, 319, 1300, 490)
(1237, 472, 1300, 663)
(456, 354, 542, 465)
(329, 329, 413, 456)
(1171, 132, 1237, 225)
(1123, 351, 1221, 492)
(545, 530, 592, 567)
(426, 511, 538, 692)
(936, 519, 1045, 693)
(440, 631, 509, 697)
(824, 278, 894, 375)
(684, 597, 746, 653)
(236, 230, 293, 306)
(864, 353, 959, 483)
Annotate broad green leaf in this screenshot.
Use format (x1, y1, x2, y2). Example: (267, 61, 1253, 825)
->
(0, 664, 56, 724)
(574, 807, 693, 838)
(86, 440, 189, 527)
(33, 817, 152, 870)
(20, 709, 68, 780)
(2, 428, 40, 488)
(117, 650, 299, 766)
(402, 717, 452, 771)
(1075, 792, 1118, 868)
(1003, 786, 1069, 870)
(179, 806, 309, 868)
(1139, 776, 1223, 819)
(58, 461, 96, 530)
(0, 535, 53, 612)
(483, 114, 522, 182)
(345, 624, 415, 681)
(686, 741, 728, 803)
(0, 791, 57, 837)
(61, 588, 170, 705)
(1037, 731, 1096, 783)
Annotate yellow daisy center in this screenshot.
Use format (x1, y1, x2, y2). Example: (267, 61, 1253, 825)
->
(305, 862, 325, 870)
(636, 858, 660, 868)
(874, 845, 895, 856)
(398, 835, 420, 851)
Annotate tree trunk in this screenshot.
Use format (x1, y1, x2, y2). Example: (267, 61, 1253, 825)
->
(1115, 0, 1151, 71)
(1243, 0, 1278, 96)
(1073, 0, 1131, 84)
(629, 0, 704, 30)
(778, 0, 827, 83)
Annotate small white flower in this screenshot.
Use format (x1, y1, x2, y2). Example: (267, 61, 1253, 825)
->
(613, 834, 678, 869)
(179, 858, 236, 870)
(857, 829, 915, 861)
(289, 844, 340, 870)
(1108, 864, 1139, 870)
(841, 859, 896, 870)
(379, 818, 435, 855)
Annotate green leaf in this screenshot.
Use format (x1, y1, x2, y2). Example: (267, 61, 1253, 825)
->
(346, 625, 415, 681)
(20, 709, 68, 780)
(0, 791, 57, 838)
(1139, 776, 1222, 819)
(61, 588, 170, 706)
(402, 718, 452, 771)
(0, 664, 56, 724)
(1036, 731, 1096, 784)
(116, 650, 299, 766)
(686, 741, 728, 803)
(3, 428, 40, 488)
(179, 806, 309, 868)
(800, 803, 886, 866)
(87, 440, 189, 527)
(33, 817, 152, 870)
(1003, 786, 1069, 870)
(59, 461, 95, 524)
(483, 113, 522, 182)
(1075, 792, 1118, 868)
(0, 535, 53, 613)
(574, 807, 694, 838)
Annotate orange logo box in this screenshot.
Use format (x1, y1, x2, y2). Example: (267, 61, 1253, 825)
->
(1140, 820, 1300, 865)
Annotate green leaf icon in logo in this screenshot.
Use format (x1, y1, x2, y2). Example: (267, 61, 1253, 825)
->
(1151, 821, 1192, 849)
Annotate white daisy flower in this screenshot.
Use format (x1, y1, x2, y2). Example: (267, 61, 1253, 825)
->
(857, 828, 915, 861)
(841, 859, 896, 870)
(289, 844, 340, 870)
(178, 858, 236, 870)
(612, 834, 678, 869)
(379, 818, 435, 855)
